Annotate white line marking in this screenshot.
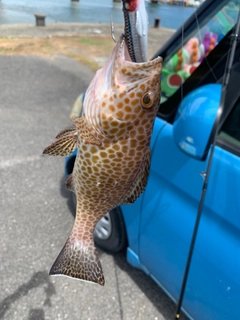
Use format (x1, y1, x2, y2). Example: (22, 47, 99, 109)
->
(0, 155, 41, 169)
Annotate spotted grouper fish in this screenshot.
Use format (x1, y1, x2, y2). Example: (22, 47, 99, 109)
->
(43, 35, 162, 285)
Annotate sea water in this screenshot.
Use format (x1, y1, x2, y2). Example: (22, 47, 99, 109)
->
(0, 0, 195, 30)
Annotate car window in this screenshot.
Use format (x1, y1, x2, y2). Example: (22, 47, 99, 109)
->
(218, 97, 240, 156)
(161, 0, 239, 104)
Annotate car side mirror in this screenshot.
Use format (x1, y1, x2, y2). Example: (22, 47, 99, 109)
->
(173, 84, 222, 161)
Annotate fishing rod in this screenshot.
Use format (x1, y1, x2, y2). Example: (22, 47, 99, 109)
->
(175, 7, 240, 319)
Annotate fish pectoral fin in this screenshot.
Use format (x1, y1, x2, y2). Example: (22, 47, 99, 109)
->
(43, 133, 78, 157)
(55, 126, 77, 139)
(72, 116, 102, 146)
(64, 174, 75, 192)
(119, 149, 151, 205)
(49, 233, 105, 286)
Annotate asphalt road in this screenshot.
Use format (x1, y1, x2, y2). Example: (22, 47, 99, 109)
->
(0, 54, 188, 320)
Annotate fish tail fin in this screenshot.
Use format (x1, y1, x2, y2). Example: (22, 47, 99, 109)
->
(49, 233, 105, 286)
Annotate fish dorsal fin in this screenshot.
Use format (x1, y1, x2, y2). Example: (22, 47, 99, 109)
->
(43, 131, 78, 157)
(119, 149, 151, 205)
(64, 174, 75, 192)
(72, 117, 102, 146)
(56, 126, 78, 139)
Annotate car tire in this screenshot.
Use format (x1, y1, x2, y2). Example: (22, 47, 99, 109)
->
(94, 207, 128, 253)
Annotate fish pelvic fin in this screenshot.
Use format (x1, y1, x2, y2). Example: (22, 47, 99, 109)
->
(64, 173, 75, 192)
(49, 233, 105, 286)
(43, 132, 78, 157)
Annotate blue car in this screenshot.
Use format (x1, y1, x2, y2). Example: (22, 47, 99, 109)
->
(65, 0, 240, 319)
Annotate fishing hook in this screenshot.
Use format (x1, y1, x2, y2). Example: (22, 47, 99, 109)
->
(110, 17, 116, 43)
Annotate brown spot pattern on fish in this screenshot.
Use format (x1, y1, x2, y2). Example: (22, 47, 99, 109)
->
(43, 36, 162, 285)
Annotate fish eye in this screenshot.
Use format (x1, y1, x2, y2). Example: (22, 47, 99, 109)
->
(141, 91, 154, 109)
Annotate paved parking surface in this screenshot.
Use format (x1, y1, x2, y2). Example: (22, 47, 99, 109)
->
(0, 52, 188, 320)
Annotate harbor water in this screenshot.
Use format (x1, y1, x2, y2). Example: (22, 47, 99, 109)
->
(0, 0, 196, 30)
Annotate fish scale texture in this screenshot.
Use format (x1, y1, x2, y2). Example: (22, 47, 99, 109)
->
(50, 234, 104, 285)
(43, 36, 162, 285)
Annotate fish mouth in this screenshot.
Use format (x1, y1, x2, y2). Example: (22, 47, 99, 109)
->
(114, 35, 136, 65)
(113, 35, 162, 70)
(104, 35, 131, 85)
(102, 34, 161, 91)
(119, 35, 132, 62)
(83, 35, 162, 137)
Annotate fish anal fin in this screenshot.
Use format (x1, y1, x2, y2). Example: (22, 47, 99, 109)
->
(43, 133, 77, 157)
(49, 233, 105, 286)
(120, 149, 151, 205)
(65, 174, 75, 192)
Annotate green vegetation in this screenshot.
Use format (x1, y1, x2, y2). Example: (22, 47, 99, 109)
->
(0, 35, 114, 71)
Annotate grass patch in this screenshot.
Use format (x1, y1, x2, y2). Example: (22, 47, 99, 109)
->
(0, 35, 115, 71)
(78, 37, 106, 46)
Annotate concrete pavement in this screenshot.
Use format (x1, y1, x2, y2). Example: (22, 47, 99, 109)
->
(0, 23, 188, 320)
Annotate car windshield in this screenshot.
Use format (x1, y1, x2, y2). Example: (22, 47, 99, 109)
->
(161, 0, 240, 103)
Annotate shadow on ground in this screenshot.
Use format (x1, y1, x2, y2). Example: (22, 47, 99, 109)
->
(0, 271, 56, 320)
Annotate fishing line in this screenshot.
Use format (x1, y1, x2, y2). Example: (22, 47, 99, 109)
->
(180, 2, 185, 104)
(175, 7, 240, 319)
(194, 9, 218, 82)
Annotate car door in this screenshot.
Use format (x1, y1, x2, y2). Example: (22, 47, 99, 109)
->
(138, 60, 240, 320)
(137, 1, 240, 316)
(139, 111, 240, 320)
